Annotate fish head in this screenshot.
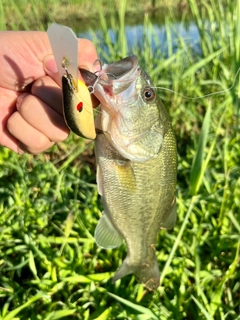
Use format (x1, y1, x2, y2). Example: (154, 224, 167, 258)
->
(81, 54, 168, 162)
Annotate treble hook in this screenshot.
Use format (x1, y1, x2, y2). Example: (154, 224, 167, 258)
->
(87, 60, 119, 94)
(87, 75, 101, 94)
(93, 59, 103, 74)
(87, 59, 103, 94)
(87, 71, 118, 94)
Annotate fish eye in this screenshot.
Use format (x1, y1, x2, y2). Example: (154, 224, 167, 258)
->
(142, 87, 155, 102)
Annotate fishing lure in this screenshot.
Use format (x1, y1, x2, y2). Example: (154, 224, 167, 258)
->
(47, 23, 96, 140)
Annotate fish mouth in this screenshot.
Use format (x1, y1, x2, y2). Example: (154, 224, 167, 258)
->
(100, 54, 139, 80)
(80, 54, 140, 96)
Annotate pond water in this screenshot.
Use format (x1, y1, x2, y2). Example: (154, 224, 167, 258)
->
(78, 20, 201, 57)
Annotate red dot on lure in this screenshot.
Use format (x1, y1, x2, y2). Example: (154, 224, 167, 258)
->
(77, 101, 83, 112)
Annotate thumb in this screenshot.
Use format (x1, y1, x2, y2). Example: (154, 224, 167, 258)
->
(43, 54, 61, 86)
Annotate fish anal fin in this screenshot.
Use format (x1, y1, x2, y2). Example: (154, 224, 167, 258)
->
(112, 260, 137, 283)
(160, 198, 177, 229)
(112, 256, 160, 291)
(94, 213, 123, 249)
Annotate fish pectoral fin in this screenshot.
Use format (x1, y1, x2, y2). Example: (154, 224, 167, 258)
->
(114, 160, 136, 193)
(160, 198, 177, 229)
(96, 163, 103, 196)
(94, 213, 123, 249)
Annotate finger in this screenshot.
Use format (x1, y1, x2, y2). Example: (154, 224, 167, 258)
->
(43, 54, 61, 86)
(0, 31, 50, 91)
(31, 75, 62, 115)
(7, 111, 54, 154)
(16, 93, 69, 143)
(0, 87, 20, 152)
(78, 39, 99, 71)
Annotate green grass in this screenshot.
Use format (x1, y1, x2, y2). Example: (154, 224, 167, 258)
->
(0, 0, 191, 31)
(0, 0, 240, 319)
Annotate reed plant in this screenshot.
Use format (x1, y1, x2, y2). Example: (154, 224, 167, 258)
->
(0, 0, 239, 319)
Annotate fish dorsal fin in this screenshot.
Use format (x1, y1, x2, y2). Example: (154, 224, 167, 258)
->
(160, 198, 177, 229)
(94, 213, 123, 249)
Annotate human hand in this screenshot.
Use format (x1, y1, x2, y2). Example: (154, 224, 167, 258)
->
(0, 31, 98, 154)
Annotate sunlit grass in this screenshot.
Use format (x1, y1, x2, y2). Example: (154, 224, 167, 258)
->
(0, 0, 240, 319)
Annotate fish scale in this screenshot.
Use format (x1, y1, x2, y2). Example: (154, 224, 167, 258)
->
(94, 108, 176, 290)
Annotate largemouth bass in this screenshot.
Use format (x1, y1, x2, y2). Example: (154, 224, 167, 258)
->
(63, 55, 177, 291)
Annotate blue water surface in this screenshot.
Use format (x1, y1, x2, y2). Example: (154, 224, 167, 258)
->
(78, 21, 201, 57)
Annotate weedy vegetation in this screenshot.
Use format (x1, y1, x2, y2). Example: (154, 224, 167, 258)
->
(0, 0, 239, 319)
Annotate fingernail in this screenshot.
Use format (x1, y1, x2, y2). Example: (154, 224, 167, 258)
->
(16, 93, 28, 108)
(43, 55, 58, 74)
(17, 141, 27, 154)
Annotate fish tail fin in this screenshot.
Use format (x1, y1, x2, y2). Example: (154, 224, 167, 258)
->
(112, 256, 160, 291)
(135, 257, 160, 291)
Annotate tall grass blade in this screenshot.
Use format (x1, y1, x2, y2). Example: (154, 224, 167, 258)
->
(57, 143, 89, 172)
(2, 292, 47, 320)
(0, 1, 6, 30)
(182, 47, 226, 80)
(209, 241, 239, 317)
(93, 307, 112, 320)
(199, 104, 226, 198)
(29, 250, 38, 278)
(7, 0, 29, 30)
(59, 211, 74, 255)
(64, 211, 74, 238)
(118, 0, 127, 57)
(190, 104, 211, 195)
(233, 0, 240, 114)
(227, 211, 240, 233)
(191, 295, 213, 320)
(159, 196, 197, 285)
(44, 309, 76, 320)
(107, 292, 158, 319)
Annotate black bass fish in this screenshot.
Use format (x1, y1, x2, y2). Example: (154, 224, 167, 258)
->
(63, 54, 177, 291)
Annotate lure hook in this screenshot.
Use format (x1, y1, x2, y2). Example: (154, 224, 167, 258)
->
(87, 59, 103, 94)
